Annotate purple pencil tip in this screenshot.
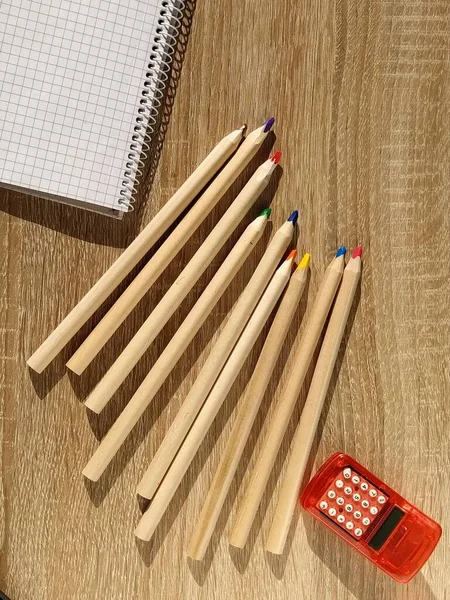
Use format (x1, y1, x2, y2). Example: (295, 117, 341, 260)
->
(263, 117, 275, 133)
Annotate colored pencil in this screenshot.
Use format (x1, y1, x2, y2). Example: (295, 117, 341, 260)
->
(81, 207, 269, 408)
(187, 254, 310, 560)
(266, 247, 362, 554)
(229, 247, 346, 548)
(82, 153, 279, 417)
(134, 252, 296, 542)
(81, 209, 279, 482)
(66, 120, 275, 375)
(27, 124, 248, 373)
(84, 208, 270, 415)
(134, 211, 298, 499)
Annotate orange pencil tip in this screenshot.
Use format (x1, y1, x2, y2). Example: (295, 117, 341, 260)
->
(285, 249, 297, 262)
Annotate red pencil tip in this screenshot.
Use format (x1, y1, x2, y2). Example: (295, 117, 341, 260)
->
(352, 246, 363, 259)
(270, 151, 282, 165)
(285, 249, 297, 262)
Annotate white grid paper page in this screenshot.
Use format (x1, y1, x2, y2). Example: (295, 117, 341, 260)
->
(0, 0, 163, 212)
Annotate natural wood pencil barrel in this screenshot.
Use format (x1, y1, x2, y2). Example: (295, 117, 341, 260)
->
(229, 252, 345, 549)
(134, 255, 295, 542)
(83, 213, 269, 415)
(27, 127, 244, 373)
(265, 252, 362, 555)
(187, 258, 309, 560)
(81, 213, 272, 481)
(83, 156, 277, 416)
(67, 124, 271, 375)
(135, 216, 296, 499)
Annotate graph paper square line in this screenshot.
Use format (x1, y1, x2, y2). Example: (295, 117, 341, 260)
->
(0, 0, 170, 213)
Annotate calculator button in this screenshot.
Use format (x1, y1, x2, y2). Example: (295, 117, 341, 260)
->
(344, 487, 352, 495)
(336, 497, 344, 506)
(362, 517, 371, 526)
(354, 528, 363, 537)
(345, 504, 353, 513)
(328, 490, 336, 499)
(320, 501, 328, 510)
(335, 479, 344, 488)
(352, 475, 360, 484)
(353, 493, 361, 502)
(369, 489, 377, 498)
(328, 508, 337, 517)
(354, 511, 362, 519)
(337, 515, 345, 523)
(343, 468, 351, 479)
(346, 521, 354, 530)
(360, 482, 369, 491)
(361, 500, 369, 508)
(370, 506, 379, 515)
(378, 495, 386, 504)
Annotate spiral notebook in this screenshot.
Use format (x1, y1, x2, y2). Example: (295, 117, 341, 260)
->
(0, 0, 184, 217)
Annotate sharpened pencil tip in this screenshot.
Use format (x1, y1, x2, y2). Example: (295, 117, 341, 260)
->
(287, 210, 298, 225)
(297, 253, 310, 269)
(270, 151, 282, 165)
(335, 246, 346, 257)
(352, 246, 363, 258)
(285, 249, 297, 262)
(259, 207, 272, 218)
(240, 124, 247, 132)
(263, 116, 275, 133)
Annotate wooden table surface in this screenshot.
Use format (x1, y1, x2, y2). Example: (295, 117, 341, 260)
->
(1, 0, 449, 598)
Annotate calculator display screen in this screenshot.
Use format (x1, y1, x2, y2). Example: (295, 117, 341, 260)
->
(368, 506, 405, 551)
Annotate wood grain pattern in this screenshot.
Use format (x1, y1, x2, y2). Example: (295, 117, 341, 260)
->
(0, 0, 449, 598)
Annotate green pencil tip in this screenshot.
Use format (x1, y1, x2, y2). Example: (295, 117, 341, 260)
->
(259, 208, 272, 218)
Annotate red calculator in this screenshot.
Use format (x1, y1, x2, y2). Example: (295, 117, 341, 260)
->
(301, 453, 441, 583)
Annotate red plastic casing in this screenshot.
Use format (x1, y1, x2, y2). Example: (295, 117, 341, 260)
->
(301, 453, 441, 583)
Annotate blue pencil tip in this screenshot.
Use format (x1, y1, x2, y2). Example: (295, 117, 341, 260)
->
(263, 116, 275, 133)
(287, 210, 298, 225)
(335, 246, 346, 257)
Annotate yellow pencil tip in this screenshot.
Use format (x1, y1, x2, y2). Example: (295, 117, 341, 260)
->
(297, 253, 311, 270)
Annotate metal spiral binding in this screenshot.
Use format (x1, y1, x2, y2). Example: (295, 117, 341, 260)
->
(118, 0, 185, 211)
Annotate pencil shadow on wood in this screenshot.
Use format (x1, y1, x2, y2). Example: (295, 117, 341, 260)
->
(263, 277, 363, 580)
(186, 237, 304, 579)
(186, 309, 289, 581)
(80, 214, 278, 505)
(225, 271, 310, 576)
(29, 252, 152, 399)
(29, 168, 234, 399)
(68, 134, 278, 403)
(71, 151, 279, 409)
(134, 395, 239, 571)
(186, 223, 301, 582)
(28, 351, 68, 400)
(301, 287, 438, 599)
(231, 327, 319, 578)
(132, 201, 294, 568)
(0, 1, 196, 247)
(134, 310, 275, 572)
(29, 130, 276, 397)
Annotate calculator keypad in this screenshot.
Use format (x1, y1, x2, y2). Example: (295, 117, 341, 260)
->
(316, 467, 389, 540)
